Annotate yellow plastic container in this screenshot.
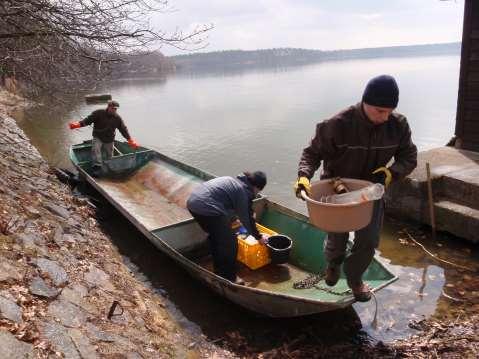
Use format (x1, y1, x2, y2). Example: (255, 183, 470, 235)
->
(237, 224, 277, 270)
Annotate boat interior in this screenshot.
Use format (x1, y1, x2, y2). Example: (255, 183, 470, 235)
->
(71, 141, 396, 301)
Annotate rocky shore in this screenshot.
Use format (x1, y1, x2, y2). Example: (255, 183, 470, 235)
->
(0, 90, 231, 358)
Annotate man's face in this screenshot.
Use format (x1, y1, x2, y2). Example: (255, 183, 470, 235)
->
(107, 105, 118, 114)
(363, 103, 394, 125)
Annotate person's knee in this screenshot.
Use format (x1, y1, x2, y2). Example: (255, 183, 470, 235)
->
(324, 236, 348, 260)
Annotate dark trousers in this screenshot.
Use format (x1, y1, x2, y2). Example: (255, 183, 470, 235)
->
(324, 199, 384, 287)
(189, 211, 238, 282)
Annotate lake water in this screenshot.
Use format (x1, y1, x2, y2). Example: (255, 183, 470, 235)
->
(19, 55, 460, 211)
(15, 54, 479, 344)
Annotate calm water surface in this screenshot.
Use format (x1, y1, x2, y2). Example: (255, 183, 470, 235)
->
(19, 55, 460, 209)
(15, 55, 479, 344)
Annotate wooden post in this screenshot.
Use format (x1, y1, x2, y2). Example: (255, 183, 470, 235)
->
(426, 163, 437, 241)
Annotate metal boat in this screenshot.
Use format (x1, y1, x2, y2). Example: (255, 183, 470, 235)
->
(69, 140, 397, 317)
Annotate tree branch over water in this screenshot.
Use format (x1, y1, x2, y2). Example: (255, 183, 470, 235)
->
(0, 0, 212, 97)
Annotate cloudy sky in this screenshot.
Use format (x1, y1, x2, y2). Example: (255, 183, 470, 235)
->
(154, 0, 465, 56)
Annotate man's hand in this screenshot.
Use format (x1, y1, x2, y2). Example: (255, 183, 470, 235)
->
(372, 167, 392, 187)
(294, 177, 311, 199)
(128, 138, 139, 149)
(68, 122, 81, 130)
(259, 233, 270, 245)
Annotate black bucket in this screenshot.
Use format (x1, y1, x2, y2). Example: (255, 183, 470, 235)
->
(266, 235, 292, 264)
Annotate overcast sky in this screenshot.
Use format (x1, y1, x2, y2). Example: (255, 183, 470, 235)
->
(155, 0, 465, 56)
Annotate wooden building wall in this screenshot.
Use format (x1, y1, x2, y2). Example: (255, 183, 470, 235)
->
(455, 0, 479, 152)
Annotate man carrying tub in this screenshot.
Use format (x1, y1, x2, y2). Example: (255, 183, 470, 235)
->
(294, 75, 418, 301)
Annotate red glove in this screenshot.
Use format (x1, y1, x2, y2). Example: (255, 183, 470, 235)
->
(128, 138, 139, 149)
(69, 122, 81, 130)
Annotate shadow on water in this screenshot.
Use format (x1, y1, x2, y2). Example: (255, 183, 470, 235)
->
(90, 194, 373, 355)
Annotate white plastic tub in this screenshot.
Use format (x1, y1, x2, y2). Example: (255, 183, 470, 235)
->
(301, 178, 375, 233)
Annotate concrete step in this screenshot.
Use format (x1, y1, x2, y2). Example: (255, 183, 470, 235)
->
(434, 200, 479, 243)
(441, 168, 479, 210)
(386, 147, 479, 243)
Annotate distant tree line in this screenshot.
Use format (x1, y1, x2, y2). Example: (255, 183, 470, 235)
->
(170, 43, 461, 73)
(0, 0, 211, 99)
(111, 51, 177, 79)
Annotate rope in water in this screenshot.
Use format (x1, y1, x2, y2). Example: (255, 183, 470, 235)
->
(294, 274, 379, 330)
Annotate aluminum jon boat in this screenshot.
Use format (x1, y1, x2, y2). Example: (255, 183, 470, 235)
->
(69, 140, 397, 317)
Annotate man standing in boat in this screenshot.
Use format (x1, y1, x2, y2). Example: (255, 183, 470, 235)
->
(294, 75, 417, 302)
(68, 100, 139, 177)
(187, 171, 268, 285)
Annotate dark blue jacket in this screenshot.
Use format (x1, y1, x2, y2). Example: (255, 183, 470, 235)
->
(187, 174, 260, 238)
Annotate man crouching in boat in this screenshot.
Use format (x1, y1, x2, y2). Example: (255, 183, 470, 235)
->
(68, 100, 139, 177)
(187, 171, 268, 285)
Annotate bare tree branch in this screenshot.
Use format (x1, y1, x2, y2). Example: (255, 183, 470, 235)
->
(0, 0, 213, 98)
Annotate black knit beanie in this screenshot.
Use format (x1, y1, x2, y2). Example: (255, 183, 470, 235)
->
(362, 75, 399, 108)
(246, 171, 267, 190)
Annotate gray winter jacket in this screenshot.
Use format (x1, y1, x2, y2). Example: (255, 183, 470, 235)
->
(186, 175, 260, 238)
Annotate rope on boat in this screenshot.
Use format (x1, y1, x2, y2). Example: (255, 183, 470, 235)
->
(294, 275, 379, 328)
(292, 273, 324, 289)
(292, 273, 351, 295)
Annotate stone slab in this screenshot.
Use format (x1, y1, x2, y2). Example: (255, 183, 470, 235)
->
(48, 300, 87, 328)
(84, 265, 115, 291)
(409, 146, 479, 182)
(442, 167, 479, 208)
(0, 330, 33, 358)
(35, 258, 68, 286)
(43, 202, 70, 219)
(41, 321, 80, 359)
(0, 296, 23, 323)
(85, 322, 116, 343)
(0, 258, 23, 282)
(29, 277, 60, 299)
(434, 200, 479, 243)
(68, 328, 99, 359)
(387, 146, 479, 243)
(60, 287, 96, 314)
